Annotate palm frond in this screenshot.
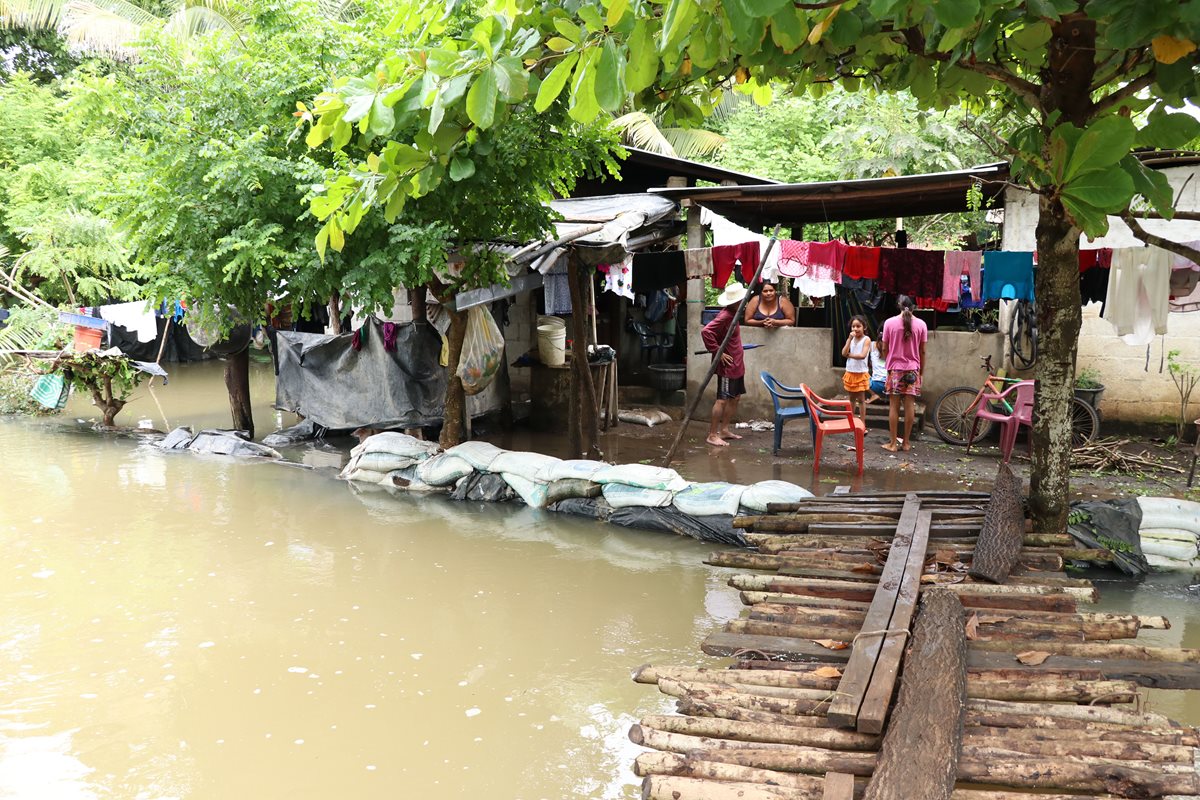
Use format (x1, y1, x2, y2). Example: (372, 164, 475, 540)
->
(659, 127, 727, 160)
(0, 0, 66, 31)
(165, 3, 238, 40)
(62, 0, 155, 55)
(611, 111, 678, 157)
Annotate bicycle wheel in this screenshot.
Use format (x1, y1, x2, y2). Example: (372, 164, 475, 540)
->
(1010, 300, 1038, 369)
(1070, 397, 1099, 447)
(933, 387, 992, 445)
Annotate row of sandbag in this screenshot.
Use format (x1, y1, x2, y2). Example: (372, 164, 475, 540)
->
(1138, 496, 1200, 570)
(338, 432, 813, 545)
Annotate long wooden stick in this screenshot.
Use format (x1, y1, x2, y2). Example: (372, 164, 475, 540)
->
(662, 227, 780, 466)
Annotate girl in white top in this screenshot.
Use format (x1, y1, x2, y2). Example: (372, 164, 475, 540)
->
(841, 315, 872, 428)
(868, 339, 888, 404)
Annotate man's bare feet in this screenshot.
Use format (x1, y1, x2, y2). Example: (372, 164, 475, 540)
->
(719, 430, 743, 440)
(881, 441, 900, 453)
(901, 442, 912, 452)
(706, 435, 729, 446)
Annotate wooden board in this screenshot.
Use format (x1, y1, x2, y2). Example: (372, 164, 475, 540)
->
(856, 508, 935, 734)
(827, 494, 922, 729)
(822, 771, 856, 800)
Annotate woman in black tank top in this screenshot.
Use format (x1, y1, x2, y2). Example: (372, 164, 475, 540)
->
(743, 282, 796, 329)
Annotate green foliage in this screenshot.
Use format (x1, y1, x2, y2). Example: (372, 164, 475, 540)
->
(1167, 349, 1200, 443)
(1075, 366, 1103, 390)
(0, 303, 68, 352)
(0, 368, 55, 415)
(53, 350, 143, 400)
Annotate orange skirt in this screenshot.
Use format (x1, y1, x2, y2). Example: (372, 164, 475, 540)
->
(843, 371, 870, 394)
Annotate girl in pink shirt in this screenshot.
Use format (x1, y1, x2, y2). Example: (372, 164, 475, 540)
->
(878, 296, 927, 453)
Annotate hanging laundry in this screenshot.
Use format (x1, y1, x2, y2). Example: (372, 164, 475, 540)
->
(1171, 267, 1200, 299)
(839, 277, 883, 309)
(942, 251, 982, 303)
(843, 246, 881, 280)
(878, 248, 945, 298)
(1169, 240, 1200, 271)
(632, 250, 687, 294)
(707, 211, 779, 282)
(1079, 248, 1113, 272)
(98, 301, 157, 343)
(777, 240, 846, 298)
(350, 322, 368, 352)
(711, 242, 760, 289)
(981, 251, 1035, 301)
(543, 259, 573, 316)
(683, 248, 713, 279)
(1080, 264, 1110, 308)
(1103, 246, 1172, 344)
(599, 256, 634, 300)
(915, 297, 951, 312)
(381, 321, 400, 352)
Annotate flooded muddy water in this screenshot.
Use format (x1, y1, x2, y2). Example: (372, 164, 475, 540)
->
(1, 361, 1198, 800)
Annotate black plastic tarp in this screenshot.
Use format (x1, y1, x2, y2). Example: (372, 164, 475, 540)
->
(274, 316, 506, 431)
(109, 318, 214, 363)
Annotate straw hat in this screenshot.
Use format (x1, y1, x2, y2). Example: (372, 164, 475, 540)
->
(716, 281, 748, 307)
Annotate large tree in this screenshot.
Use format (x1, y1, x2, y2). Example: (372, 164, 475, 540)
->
(311, 0, 1200, 530)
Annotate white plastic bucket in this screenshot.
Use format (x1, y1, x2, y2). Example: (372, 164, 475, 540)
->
(537, 315, 566, 331)
(537, 323, 567, 366)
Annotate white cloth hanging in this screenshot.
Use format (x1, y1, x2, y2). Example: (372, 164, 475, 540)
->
(704, 210, 780, 283)
(1103, 247, 1172, 344)
(98, 301, 157, 343)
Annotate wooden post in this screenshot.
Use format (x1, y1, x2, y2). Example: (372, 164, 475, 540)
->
(862, 589, 968, 800)
(822, 772, 856, 800)
(567, 253, 600, 458)
(969, 463, 1026, 584)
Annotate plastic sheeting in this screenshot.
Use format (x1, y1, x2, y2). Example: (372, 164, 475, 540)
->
(1067, 498, 1147, 576)
(274, 316, 506, 431)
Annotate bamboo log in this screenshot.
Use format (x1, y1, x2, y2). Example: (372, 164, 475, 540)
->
(968, 463, 1026, 584)
(963, 723, 1200, 747)
(641, 775, 813, 800)
(634, 665, 840, 690)
(638, 714, 878, 751)
(677, 698, 835, 729)
(862, 589, 966, 800)
(968, 638, 1200, 663)
(965, 698, 1178, 728)
(729, 573, 1097, 602)
(963, 678, 1139, 703)
(958, 737, 1193, 764)
(635, 751, 825, 790)
(659, 680, 835, 716)
(658, 676, 837, 705)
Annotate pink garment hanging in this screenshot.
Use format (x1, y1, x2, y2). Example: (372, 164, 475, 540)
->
(942, 251, 982, 302)
(777, 240, 846, 281)
(711, 242, 760, 288)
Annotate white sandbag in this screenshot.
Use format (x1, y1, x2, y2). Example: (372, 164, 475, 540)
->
(1139, 536, 1198, 561)
(602, 482, 674, 509)
(353, 451, 425, 473)
(352, 431, 440, 460)
(342, 467, 390, 485)
(1145, 553, 1200, 571)
(673, 482, 746, 517)
(446, 440, 505, 471)
(501, 473, 551, 508)
(740, 480, 814, 512)
(386, 466, 447, 493)
(416, 453, 475, 487)
(1139, 527, 1200, 543)
(537, 459, 608, 482)
(1137, 497, 1200, 534)
(593, 463, 689, 492)
(617, 408, 673, 427)
(489, 450, 562, 482)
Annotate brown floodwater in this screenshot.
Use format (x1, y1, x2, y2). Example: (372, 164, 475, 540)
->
(2, 361, 1198, 800)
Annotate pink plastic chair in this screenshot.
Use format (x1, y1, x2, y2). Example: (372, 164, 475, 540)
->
(967, 380, 1035, 463)
(800, 384, 866, 474)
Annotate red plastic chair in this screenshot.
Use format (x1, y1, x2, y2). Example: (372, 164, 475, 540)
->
(967, 380, 1035, 463)
(800, 384, 865, 473)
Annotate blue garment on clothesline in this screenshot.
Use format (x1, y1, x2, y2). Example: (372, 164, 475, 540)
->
(982, 251, 1035, 301)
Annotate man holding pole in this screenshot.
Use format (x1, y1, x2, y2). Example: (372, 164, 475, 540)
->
(701, 280, 748, 447)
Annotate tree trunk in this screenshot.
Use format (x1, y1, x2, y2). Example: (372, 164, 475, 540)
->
(969, 463, 1026, 584)
(224, 347, 253, 437)
(567, 255, 600, 458)
(440, 304, 468, 448)
(863, 589, 967, 800)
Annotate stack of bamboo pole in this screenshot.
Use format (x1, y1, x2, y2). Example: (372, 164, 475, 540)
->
(628, 490, 1200, 800)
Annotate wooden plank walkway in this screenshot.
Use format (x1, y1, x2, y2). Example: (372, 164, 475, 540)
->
(630, 488, 1200, 799)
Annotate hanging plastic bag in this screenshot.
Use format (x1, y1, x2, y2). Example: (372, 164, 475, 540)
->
(456, 306, 504, 395)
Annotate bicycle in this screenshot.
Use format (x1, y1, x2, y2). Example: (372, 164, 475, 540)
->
(1009, 299, 1038, 370)
(932, 355, 1098, 447)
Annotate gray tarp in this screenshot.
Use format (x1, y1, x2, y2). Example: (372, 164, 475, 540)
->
(274, 316, 505, 431)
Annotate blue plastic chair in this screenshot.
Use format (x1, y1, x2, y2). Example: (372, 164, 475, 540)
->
(760, 371, 813, 455)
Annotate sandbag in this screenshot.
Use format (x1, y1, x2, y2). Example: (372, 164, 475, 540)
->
(1146, 553, 1200, 571)
(501, 473, 551, 508)
(353, 451, 425, 473)
(188, 430, 282, 459)
(607, 506, 748, 547)
(1139, 535, 1198, 561)
(449, 471, 515, 503)
(343, 468, 390, 485)
(672, 482, 745, 517)
(156, 426, 195, 450)
(352, 431, 440, 460)
(593, 463, 688, 492)
(387, 466, 448, 493)
(416, 453, 475, 487)
(1137, 497, 1200, 533)
(1139, 527, 1200, 543)
(602, 482, 674, 509)
(740, 480, 814, 512)
(617, 408, 672, 427)
(537, 459, 608, 482)
(446, 440, 505, 472)
(544, 479, 602, 505)
(490, 450, 562, 482)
